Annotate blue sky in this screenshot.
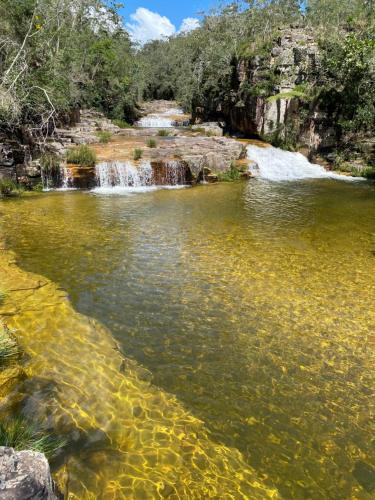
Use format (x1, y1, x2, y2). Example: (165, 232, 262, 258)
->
(115, 1, 227, 44)
(119, 1, 211, 28)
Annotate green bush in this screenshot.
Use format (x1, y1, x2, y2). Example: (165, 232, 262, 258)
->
(112, 119, 132, 129)
(0, 417, 65, 459)
(363, 167, 375, 180)
(0, 324, 20, 367)
(157, 129, 170, 137)
(33, 183, 44, 192)
(0, 179, 22, 197)
(147, 138, 157, 148)
(96, 131, 112, 144)
(133, 148, 143, 161)
(66, 145, 97, 167)
(40, 153, 61, 188)
(216, 164, 241, 182)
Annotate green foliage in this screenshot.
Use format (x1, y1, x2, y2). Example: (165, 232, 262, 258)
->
(157, 129, 170, 136)
(362, 167, 375, 180)
(217, 164, 241, 182)
(96, 131, 112, 144)
(66, 146, 97, 167)
(267, 84, 311, 103)
(0, 1, 140, 136)
(112, 119, 132, 129)
(0, 417, 65, 459)
(0, 179, 22, 197)
(40, 153, 60, 184)
(33, 182, 44, 192)
(321, 33, 375, 133)
(0, 324, 20, 367)
(133, 148, 143, 161)
(146, 138, 157, 148)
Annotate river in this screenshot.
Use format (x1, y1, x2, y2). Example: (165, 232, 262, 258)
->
(1, 176, 374, 498)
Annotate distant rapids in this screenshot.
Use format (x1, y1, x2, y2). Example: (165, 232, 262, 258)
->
(136, 108, 184, 128)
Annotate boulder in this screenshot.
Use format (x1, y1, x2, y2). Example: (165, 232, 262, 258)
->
(192, 123, 223, 136)
(0, 447, 62, 499)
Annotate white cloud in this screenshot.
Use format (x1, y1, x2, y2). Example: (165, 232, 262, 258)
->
(126, 8, 201, 45)
(126, 8, 176, 45)
(179, 17, 200, 33)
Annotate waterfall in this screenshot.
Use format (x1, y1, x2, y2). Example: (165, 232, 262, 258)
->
(247, 145, 362, 182)
(60, 164, 73, 190)
(137, 116, 175, 128)
(93, 160, 188, 194)
(136, 108, 184, 128)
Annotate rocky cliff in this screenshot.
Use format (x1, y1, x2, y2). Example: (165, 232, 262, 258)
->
(193, 24, 374, 168)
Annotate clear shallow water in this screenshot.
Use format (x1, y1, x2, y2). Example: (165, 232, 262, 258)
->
(1, 179, 375, 498)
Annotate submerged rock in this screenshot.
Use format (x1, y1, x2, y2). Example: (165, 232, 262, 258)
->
(0, 447, 62, 499)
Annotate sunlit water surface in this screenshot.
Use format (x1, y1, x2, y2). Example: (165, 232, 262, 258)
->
(1, 179, 375, 498)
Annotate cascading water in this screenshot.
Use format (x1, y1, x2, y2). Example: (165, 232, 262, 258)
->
(137, 108, 184, 128)
(60, 164, 73, 190)
(93, 160, 187, 194)
(247, 144, 362, 182)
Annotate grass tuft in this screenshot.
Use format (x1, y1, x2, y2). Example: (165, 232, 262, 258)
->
(0, 417, 66, 459)
(0, 179, 23, 197)
(0, 324, 20, 367)
(66, 145, 97, 167)
(133, 148, 143, 161)
(157, 129, 169, 137)
(112, 119, 132, 129)
(147, 138, 157, 148)
(216, 164, 241, 182)
(96, 131, 112, 144)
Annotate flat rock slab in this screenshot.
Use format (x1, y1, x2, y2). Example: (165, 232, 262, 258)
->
(94, 135, 246, 175)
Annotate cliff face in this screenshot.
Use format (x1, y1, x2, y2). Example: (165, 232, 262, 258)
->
(193, 25, 372, 164)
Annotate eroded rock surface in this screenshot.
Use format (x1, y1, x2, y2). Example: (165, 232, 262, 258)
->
(0, 447, 61, 499)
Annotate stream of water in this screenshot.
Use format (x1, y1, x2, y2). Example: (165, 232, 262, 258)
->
(1, 177, 374, 498)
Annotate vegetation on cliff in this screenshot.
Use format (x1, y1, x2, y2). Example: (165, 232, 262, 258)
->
(138, 1, 374, 163)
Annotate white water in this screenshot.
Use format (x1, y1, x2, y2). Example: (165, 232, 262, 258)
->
(137, 108, 184, 128)
(93, 160, 188, 194)
(58, 164, 75, 190)
(247, 145, 361, 182)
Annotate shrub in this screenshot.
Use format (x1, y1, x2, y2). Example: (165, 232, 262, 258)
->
(0, 417, 65, 459)
(112, 119, 132, 129)
(33, 183, 44, 192)
(40, 153, 61, 188)
(66, 145, 97, 167)
(40, 153, 60, 174)
(157, 129, 169, 137)
(133, 148, 143, 161)
(363, 167, 375, 180)
(0, 324, 20, 367)
(147, 138, 157, 148)
(96, 131, 112, 144)
(216, 164, 241, 182)
(0, 179, 22, 197)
